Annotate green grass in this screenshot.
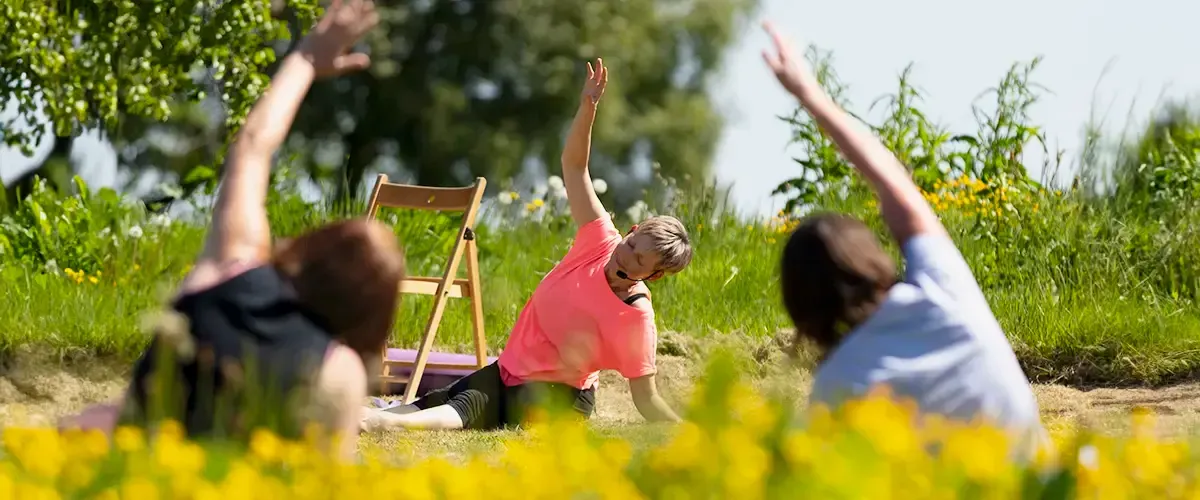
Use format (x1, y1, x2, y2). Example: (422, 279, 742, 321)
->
(0, 178, 787, 362)
(4, 55, 1200, 388)
(3, 179, 1200, 388)
(359, 422, 677, 465)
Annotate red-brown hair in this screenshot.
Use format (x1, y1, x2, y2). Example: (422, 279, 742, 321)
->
(271, 218, 405, 370)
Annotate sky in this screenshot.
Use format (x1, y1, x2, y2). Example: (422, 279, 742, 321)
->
(4, 0, 1200, 218)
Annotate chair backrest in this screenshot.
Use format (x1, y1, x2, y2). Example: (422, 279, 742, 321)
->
(366, 174, 485, 217)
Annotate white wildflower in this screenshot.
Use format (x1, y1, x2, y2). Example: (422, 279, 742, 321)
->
(533, 183, 548, 196)
(593, 179, 608, 195)
(722, 266, 740, 289)
(548, 175, 564, 190)
(44, 259, 59, 276)
(497, 191, 514, 205)
(551, 186, 568, 200)
(128, 225, 144, 239)
(149, 213, 172, 227)
(625, 200, 649, 222)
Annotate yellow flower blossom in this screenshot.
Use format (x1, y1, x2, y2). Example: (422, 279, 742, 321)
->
(0, 371, 1193, 498)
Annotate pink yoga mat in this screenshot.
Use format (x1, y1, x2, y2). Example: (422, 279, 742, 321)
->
(378, 349, 498, 396)
(385, 348, 496, 374)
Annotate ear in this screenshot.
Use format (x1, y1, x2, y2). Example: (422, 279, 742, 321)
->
(645, 270, 665, 282)
(628, 224, 639, 235)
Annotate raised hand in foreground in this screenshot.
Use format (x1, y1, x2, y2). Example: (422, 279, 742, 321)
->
(297, 0, 380, 79)
(759, 19, 943, 245)
(761, 21, 820, 100)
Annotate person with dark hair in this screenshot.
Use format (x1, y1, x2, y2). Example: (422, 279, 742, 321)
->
(761, 21, 1042, 436)
(58, 0, 401, 460)
(359, 58, 691, 433)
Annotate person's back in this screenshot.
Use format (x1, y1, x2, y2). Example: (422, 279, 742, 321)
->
(809, 234, 1039, 430)
(120, 265, 335, 441)
(760, 20, 1043, 442)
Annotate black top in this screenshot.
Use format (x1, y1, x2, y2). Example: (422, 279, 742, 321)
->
(119, 265, 333, 441)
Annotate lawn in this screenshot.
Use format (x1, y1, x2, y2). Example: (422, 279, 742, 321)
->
(2, 169, 1200, 387)
(6, 56, 1200, 388)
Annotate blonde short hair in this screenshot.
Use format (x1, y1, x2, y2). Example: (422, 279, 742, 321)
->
(636, 215, 694, 275)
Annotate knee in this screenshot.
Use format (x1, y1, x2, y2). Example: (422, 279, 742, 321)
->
(447, 389, 490, 429)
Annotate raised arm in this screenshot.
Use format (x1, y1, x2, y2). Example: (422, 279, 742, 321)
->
(60, 1, 382, 433)
(197, 0, 379, 267)
(560, 58, 611, 226)
(761, 22, 945, 247)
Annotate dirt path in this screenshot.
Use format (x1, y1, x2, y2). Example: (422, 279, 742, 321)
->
(4, 351, 1200, 438)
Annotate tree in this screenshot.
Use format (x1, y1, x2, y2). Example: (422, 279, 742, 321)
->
(287, 0, 757, 206)
(0, 0, 320, 203)
(2, 0, 758, 211)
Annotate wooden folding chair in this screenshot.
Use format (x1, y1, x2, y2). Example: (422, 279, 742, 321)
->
(364, 173, 489, 404)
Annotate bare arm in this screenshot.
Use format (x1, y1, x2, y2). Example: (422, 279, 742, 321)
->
(561, 58, 610, 226)
(761, 22, 944, 247)
(629, 374, 681, 423)
(315, 344, 369, 461)
(198, 52, 318, 266)
(193, 0, 379, 272)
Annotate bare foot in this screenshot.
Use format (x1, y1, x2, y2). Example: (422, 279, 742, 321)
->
(360, 409, 401, 433)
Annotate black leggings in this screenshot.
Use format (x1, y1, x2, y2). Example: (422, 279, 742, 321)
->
(394, 362, 596, 430)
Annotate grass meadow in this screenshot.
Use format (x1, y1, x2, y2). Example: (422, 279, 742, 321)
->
(3, 53, 1200, 497)
(4, 58, 1200, 387)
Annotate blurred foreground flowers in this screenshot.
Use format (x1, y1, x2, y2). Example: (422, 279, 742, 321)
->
(1, 358, 1196, 499)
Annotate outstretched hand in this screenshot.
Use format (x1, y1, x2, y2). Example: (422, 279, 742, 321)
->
(581, 58, 609, 105)
(298, 0, 380, 78)
(761, 21, 818, 99)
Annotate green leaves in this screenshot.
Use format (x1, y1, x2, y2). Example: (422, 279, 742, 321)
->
(0, 0, 320, 155)
(286, 0, 757, 202)
(775, 53, 1051, 215)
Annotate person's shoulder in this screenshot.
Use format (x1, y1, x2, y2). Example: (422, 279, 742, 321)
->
(627, 285, 655, 312)
(558, 214, 621, 267)
(900, 232, 988, 303)
(575, 213, 620, 240)
(630, 297, 655, 317)
(174, 259, 272, 304)
(845, 283, 965, 343)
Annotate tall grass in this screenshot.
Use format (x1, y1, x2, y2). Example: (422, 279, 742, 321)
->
(2, 54, 1200, 387)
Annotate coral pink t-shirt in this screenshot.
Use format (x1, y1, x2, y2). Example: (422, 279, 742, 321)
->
(497, 215, 658, 390)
